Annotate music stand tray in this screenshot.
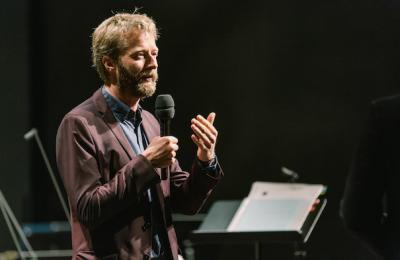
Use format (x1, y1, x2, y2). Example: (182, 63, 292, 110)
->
(190, 198, 326, 259)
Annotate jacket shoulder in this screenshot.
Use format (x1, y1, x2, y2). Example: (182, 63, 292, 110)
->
(57, 92, 102, 139)
(371, 94, 400, 120)
(61, 89, 103, 123)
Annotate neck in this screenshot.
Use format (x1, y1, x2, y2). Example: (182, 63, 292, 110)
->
(105, 83, 140, 111)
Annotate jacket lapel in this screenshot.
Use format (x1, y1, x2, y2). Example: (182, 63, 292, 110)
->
(141, 111, 158, 143)
(141, 111, 161, 177)
(92, 88, 135, 160)
(104, 109, 136, 160)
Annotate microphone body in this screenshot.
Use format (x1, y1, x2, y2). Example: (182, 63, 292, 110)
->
(155, 95, 175, 180)
(160, 118, 171, 137)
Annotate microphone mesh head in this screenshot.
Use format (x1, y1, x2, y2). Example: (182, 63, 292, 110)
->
(155, 94, 175, 119)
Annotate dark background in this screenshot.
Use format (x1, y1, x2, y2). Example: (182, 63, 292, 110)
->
(1, 0, 400, 259)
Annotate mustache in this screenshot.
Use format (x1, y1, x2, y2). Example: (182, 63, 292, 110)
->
(137, 71, 158, 80)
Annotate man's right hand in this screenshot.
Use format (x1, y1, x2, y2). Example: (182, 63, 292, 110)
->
(142, 136, 179, 168)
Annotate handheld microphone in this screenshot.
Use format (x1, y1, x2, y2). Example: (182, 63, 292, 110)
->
(155, 95, 175, 180)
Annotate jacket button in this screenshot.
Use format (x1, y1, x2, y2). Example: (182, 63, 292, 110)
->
(142, 222, 151, 232)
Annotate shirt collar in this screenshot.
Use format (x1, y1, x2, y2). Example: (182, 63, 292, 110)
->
(101, 86, 143, 125)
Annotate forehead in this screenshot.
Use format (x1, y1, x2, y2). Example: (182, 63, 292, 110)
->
(124, 30, 158, 52)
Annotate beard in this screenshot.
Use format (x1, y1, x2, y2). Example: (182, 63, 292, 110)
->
(116, 62, 157, 98)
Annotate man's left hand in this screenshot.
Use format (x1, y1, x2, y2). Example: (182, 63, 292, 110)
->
(191, 112, 218, 162)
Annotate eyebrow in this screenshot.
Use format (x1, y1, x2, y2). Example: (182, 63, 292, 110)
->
(128, 47, 159, 55)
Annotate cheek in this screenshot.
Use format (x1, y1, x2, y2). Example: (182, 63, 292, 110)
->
(127, 61, 144, 74)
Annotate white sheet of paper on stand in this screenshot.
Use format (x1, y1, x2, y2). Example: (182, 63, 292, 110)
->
(248, 182, 324, 199)
(227, 182, 324, 232)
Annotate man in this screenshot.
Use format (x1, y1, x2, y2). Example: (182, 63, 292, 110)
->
(56, 12, 223, 260)
(341, 95, 400, 260)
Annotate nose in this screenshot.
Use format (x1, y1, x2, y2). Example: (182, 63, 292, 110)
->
(146, 54, 158, 70)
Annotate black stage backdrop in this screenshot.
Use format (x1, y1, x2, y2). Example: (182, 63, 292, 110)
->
(2, 0, 400, 259)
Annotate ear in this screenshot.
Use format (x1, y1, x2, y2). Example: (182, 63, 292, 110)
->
(102, 56, 116, 73)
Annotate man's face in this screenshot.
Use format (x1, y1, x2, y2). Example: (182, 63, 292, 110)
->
(116, 31, 158, 98)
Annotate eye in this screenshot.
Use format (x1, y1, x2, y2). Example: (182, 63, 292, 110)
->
(132, 52, 145, 60)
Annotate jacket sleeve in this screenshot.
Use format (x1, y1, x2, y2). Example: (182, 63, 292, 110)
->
(139, 109, 223, 215)
(56, 114, 159, 229)
(169, 157, 223, 215)
(340, 101, 386, 255)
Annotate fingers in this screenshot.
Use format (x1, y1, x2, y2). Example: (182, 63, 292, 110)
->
(164, 136, 178, 144)
(143, 136, 179, 168)
(191, 122, 213, 149)
(161, 136, 179, 156)
(191, 134, 207, 150)
(164, 147, 177, 166)
(164, 149, 177, 166)
(195, 114, 218, 135)
(191, 113, 218, 149)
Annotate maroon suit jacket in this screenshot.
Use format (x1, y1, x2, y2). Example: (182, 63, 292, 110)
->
(56, 89, 223, 259)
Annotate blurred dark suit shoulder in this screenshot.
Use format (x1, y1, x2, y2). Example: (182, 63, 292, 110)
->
(341, 95, 400, 260)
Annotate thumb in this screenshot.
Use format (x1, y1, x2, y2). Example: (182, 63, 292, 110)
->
(207, 112, 216, 124)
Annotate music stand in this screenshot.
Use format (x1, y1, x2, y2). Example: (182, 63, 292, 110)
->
(190, 198, 326, 260)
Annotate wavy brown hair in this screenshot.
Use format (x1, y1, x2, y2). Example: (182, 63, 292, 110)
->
(92, 12, 159, 84)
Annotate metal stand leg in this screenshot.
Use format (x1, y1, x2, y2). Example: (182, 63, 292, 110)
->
(0, 190, 37, 259)
(183, 239, 195, 260)
(254, 241, 260, 260)
(293, 242, 307, 260)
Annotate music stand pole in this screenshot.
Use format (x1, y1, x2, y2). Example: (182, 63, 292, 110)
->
(24, 128, 70, 223)
(0, 190, 37, 259)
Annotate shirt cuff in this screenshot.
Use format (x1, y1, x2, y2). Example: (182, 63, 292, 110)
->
(197, 156, 218, 176)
